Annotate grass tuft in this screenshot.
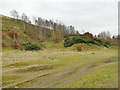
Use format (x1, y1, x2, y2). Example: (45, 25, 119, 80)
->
(15, 65, 55, 73)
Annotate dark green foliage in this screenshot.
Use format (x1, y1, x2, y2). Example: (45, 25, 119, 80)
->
(103, 41, 112, 48)
(93, 38, 103, 46)
(64, 37, 75, 47)
(105, 41, 111, 46)
(39, 43, 46, 48)
(64, 34, 82, 38)
(64, 36, 105, 47)
(72, 36, 93, 45)
(104, 44, 109, 48)
(22, 42, 43, 50)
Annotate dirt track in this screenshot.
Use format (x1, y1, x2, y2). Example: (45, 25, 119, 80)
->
(48, 62, 118, 88)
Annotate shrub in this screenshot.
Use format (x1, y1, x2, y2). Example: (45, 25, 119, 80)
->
(11, 39, 20, 49)
(105, 41, 111, 46)
(22, 42, 42, 51)
(76, 44, 82, 51)
(64, 36, 104, 47)
(64, 36, 93, 47)
(104, 44, 109, 48)
(39, 44, 45, 48)
(19, 46, 24, 51)
(64, 37, 75, 47)
(64, 34, 83, 38)
(83, 32, 93, 39)
(93, 41, 103, 46)
(2, 41, 7, 47)
(8, 31, 19, 39)
(103, 41, 112, 48)
(73, 36, 93, 44)
(93, 38, 103, 46)
(2, 32, 6, 39)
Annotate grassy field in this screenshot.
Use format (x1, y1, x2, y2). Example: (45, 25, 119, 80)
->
(60, 63, 118, 88)
(1, 14, 118, 89)
(2, 47, 118, 88)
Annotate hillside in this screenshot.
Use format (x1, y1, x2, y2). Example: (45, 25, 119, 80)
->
(1, 14, 52, 49)
(1, 15, 117, 51)
(1, 15, 118, 88)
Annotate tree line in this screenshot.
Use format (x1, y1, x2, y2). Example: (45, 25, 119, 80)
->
(10, 10, 77, 42)
(10, 10, 119, 45)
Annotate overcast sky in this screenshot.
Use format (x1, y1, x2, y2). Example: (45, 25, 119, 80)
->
(0, 0, 118, 36)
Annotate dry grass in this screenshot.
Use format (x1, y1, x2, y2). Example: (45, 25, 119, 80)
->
(2, 48, 118, 88)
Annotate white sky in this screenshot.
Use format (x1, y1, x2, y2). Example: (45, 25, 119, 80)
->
(0, 0, 119, 36)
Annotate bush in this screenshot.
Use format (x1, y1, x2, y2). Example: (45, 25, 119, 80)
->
(19, 46, 24, 51)
(64, 34, 83, 38)
(103, 41, 112, 48)
(105, 41, 111, 46)
(2, 41, 7, 47)
(64, 36, 104, 47)
(64, 37, 75, 47)
(8, 31, 19, 39)
(11, 39, 20, 49)
(104, 44, 109, 48)
(22, 42, 42, 51)
(104, 42, 109, 48)
(2, 32, 6, 39)
(39, 44, 45, 48)
(64, 36, 93, 47)
(73, 36, 94, 44)
(93, 38, 103, 46)
(76, 44, 82, 51)
(83, 32, 93, 39)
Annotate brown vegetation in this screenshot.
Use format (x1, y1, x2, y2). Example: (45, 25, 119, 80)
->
(2, 32, 6, 39)
(8, 31, 19, 39)
(83, 32, 93, 39)
(11, 39, 20, 49)
(76, 44, 82, 51)
(2, 41, 7, 47)
(111, 36, 118, 46)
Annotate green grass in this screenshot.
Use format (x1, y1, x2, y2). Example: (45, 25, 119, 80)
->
(2, 75, 21, 86)
(1, 14, 118, 88)
(2, 14, 51, 50)
(2, 48, 118, 88)
(88, 64, 98, 68)
(15, 64, 58, 73)
(60, 63, 118, 88)
(4, 62, 29, 67)
(104, 56, 118, 63)
(43, 40, 64, 49)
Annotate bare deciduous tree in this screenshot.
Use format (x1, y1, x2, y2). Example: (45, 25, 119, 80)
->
(37, 17, 43, 41)
(10, 10, 19, 19)
(21, 13, 28, 31)
(97, 31, 111, 39)
(9, 10, 78, 42)
(21, 13, 28, 22)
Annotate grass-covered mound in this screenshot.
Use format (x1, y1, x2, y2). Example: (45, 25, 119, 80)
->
(64, 35, 112, 48)
(68, 43, 106, 51)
